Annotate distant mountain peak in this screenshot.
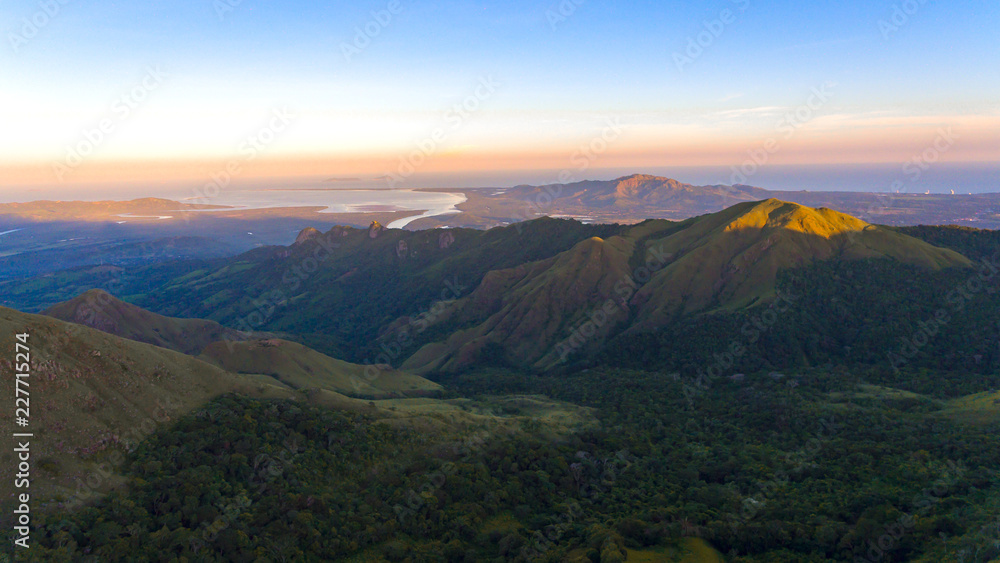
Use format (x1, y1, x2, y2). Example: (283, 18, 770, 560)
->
(506, 174, 771, 213)
(612, 173, 681, 183)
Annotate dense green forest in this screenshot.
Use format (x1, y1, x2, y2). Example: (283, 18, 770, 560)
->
(897, 225, 1000, 262)
(597, 258, 1000, 384)
(9, 222, 1000, 562)
(24, 365, 1000, 562)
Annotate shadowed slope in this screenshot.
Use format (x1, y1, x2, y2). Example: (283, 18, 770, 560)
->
(44, 289, 251, 355)
(402, 199, 970, 373)
(200, 339, 443, 398)
(403, 235, 638, 372)
(0, 306, 288, 512)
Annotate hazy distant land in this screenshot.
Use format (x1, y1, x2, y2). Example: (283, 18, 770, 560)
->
(2, 174, 998, 282)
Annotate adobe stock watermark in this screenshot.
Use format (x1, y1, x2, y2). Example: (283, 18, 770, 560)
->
(218, 228, 340, 342)
(183, 107, 295, 213)
(521, 450, 634, 559)
(188, 495, 252, 552)
(727, 416, 838, 534)
(65, 396, 183, 511)
(213, 0, 250, 21)
(351, 275, 468, 393)
(7, 0, 73, 53)
(545, 0, 585, 31)
(672, 0, 750, 72)
(857, 127, 957, 228)
(341, 0, 404, 63)
(728, 81, 837, 186)
(384, 76, 499, 188)
(902, 127, 957, 182)
(886, 250, 1000, 373)
(554, 242, 672, 363)
(566, 117, 624, 179)
(393, 418, 505, 523)
(512, 117, 623, 232)
(879, 0, 931, 40)
(53, 66, 169, 181)
(848, 459, 965, 562)
(681, 289, 800, 407)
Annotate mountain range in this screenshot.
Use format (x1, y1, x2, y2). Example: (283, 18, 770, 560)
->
(5, 198, 980, 372)
(399, 199, 968, 372)
(410, 173, 1000, 230)
(4, 193, 1000, 561)
(2, 295, 581, 515)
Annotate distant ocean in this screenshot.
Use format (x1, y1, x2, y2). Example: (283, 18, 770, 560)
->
(403, 163, 1000, 195)
(2, 163, 998, 206)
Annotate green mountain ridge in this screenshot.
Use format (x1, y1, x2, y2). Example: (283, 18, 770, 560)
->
(3, 198, 1000, 563)
(44, 288, 253, 355)
(3, 200, 979, 378)
(42, 290, 444, 399)
(401, 199, 970, 373)
(199, 338, 443, 399)
(0, 305, 282, 511)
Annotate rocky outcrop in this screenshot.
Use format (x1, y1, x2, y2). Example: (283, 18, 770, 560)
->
(294, 227, 322, 245)
(439, 231, 456, 249)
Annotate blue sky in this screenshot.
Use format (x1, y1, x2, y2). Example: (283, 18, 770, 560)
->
(2, 0, 998, 186)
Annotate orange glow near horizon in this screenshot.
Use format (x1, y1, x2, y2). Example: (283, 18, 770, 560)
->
(1, 111, 997, 190)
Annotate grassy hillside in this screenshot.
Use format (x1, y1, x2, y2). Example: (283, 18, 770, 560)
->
(402, 199, 970, 373)
(603, 256, 1000, 380)
(11, 217, 620, 362)
(630, 199, 967, 321)
(2, 202, 999, 562)
(0, 306, 288, 514)
(200, 338, 443, 399)
(45, 289, 252, 355)
(0, 305, 589, 523)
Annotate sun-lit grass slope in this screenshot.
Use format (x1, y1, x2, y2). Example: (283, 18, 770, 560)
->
(200, 338, 443, 399)
(44, 288, 251, 355)
(0, 306, 290, 513)
(403, 199, 970, 372)
(630, 198, 970, 325)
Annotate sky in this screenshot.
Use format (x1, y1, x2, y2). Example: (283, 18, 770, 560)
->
(1, 0, 998, 193)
